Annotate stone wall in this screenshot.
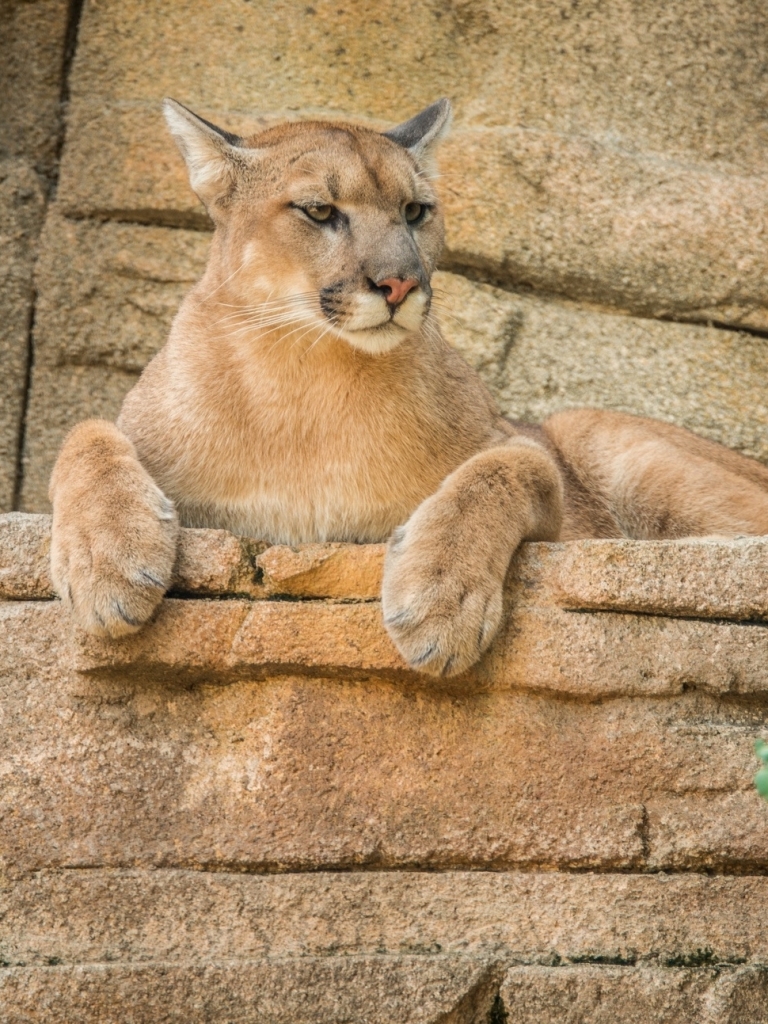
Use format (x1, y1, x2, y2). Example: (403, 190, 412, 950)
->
(3, 2, 768, 1020)
(3, 514, 768, 1021)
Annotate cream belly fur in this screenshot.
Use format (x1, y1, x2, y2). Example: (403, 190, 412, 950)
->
(49, 97, 768, 677)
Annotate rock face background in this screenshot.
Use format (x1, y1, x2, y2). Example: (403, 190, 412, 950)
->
(3, 3, 768, 1022)
(2, 0, 768, 509)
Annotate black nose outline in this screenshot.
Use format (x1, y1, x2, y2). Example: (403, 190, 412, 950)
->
(368, 277, 419, 308)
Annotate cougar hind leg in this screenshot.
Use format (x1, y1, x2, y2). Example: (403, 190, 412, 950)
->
(542, 409, 768, 541)
(49, 419, 179, 637)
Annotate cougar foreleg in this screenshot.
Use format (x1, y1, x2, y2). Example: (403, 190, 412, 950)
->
(382, 437, 563, 677)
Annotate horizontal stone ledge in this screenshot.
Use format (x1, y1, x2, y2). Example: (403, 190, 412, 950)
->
(56, 103, 768, 329)
(0, 513, 385, 602)
(0, 956, 501, 1024)
(5, 870, 768, 967)
(2, 961, 765, 1024)
(3, 602, 767, 872)
(5, 513, 768, 620)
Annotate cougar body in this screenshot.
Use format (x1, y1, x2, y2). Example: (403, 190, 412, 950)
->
(50, 99, 768, 676)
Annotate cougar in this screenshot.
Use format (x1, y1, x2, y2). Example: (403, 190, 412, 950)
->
(49, 98, 768, 677)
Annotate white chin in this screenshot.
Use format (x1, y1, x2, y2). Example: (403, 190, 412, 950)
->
(336, 321, 412, 355)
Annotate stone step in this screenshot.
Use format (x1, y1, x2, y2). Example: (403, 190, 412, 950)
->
(3, 514, 768, 874)
(0, 956, 502, 1024)
(2, 960, 767, 1024)
(4, 870, 768, 967)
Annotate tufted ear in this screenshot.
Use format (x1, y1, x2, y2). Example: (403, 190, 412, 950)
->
(163, 98, 244, 210)
(383, 99, 452, 165)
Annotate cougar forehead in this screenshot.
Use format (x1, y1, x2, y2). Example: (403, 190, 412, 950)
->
(246, 121, 426, 203)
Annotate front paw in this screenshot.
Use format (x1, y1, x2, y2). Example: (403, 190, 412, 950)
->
(51, 483, 178, 639)
(381, 519, 505, 678)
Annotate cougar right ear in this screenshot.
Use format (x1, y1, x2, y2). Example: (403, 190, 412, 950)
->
(163, 98, 242, 209)
(384, 99, 453, 165)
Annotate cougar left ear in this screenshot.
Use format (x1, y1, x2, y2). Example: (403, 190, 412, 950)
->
(163, 98, 243, 210)
(383, 99, 452, 164)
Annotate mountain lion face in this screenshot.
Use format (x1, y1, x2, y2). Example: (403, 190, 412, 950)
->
(164, 99, 452, 354)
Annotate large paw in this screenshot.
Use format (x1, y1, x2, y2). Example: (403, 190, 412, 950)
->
(51, 480, 179, 639)
(381, 512, 506, 678)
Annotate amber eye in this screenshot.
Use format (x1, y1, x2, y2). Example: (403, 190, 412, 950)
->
(305, 204, 334, 222)
(404, 202, 426, 224)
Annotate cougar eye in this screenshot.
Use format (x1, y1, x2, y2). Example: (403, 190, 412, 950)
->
(304, 204, 334, 222)
(404, 202, 426, 224)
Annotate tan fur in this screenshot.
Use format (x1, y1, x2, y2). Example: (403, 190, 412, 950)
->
(49, 99, 768, 674)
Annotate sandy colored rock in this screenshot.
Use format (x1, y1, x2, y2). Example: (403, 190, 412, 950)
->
(32, 214, 209, 372)
(63, 0, 768, 170)
(439, 128, 768, 330)
(8, 514, 768, 621)
(3, 601, 653, 872)
(500, 965, 768, 1024)
(0, 956, 500, 1024)
(435, 272, 768, 464)
(0, 160, 47, 511)
(3, 584, 768, 873)
(5, 870, 768, 968)
(19, 364, 139, 511)
(0, 513, 54, 599)
(0, 0, 70, 176)
(648, 794, 768, 871)
(551, 537, 768, 620)
(254, 542, 385, 599)
(68, 591, 768, 699)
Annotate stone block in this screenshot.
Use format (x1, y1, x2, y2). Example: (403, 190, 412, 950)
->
(2, 599, 652, 872)
(648, 794, 768, 871)
(0, 0, 70, 175)
(0, 956, 500, 1024)
(19, 364, 140, 511)
(0, 160, 46, 511)
(435, 272, 768, 465)
(31, 214, 209, 371)
(4, 521, 768, 874)
(500, 965, 768, 1024)
(63, 0, 768, 169)
(4, 870, 768, 968)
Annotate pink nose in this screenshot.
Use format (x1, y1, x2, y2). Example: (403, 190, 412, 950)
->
(377, 277, 418, 307)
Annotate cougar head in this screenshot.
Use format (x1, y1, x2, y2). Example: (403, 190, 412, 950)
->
(164, 97, 452, 355)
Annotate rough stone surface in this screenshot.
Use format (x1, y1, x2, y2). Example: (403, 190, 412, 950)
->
(0, 957, 500, 1024)
(20, 364, 139, 511)
(0, 0, 70, 512)
(3, 522, 768, 877)
(0, 513, 54, 599)
(63, 0, 768, 172)
(5, 870, 768, 967)
(435, 272, 768, 464)
(0, 0, 70, 176)
(500, 965, 768, 1024)
(0, 161, 47, 511)
(31, 214, 210, 372)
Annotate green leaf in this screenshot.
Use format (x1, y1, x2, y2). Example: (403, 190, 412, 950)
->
(754, 739, 768, 764)
(755, 768, 768, 801)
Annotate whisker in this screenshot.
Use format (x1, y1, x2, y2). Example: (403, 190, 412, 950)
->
(198, 255, 251, 304)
